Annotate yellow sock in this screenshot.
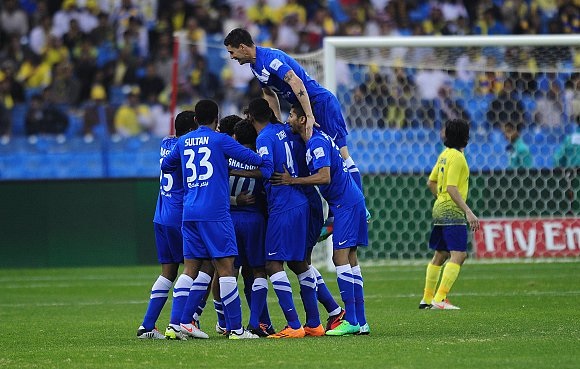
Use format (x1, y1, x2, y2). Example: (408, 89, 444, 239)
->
(422, 263, 442, 304)
(433, 262, 461, 303)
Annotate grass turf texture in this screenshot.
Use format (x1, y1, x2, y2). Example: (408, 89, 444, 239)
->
(0, 263, 578, 369)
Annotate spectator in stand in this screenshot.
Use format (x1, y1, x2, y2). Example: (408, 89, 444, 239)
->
(138, 62, 165, 104)
(63, 19, 86, 54)
(0, 0, 29, 38)
(83, 83, 116, 142)
(564, 73, 580, 124)
(0, 61, 25, 105)
(25, 90, 69, 140)
(50, 62, 81, 108)
(503, 121, 532, 169)
(16, 53, 52, 91)
(77, 0, 100, 34)
(0, 72, 13, 143)
(534, 83, 564, 128)
(190, 57, 221, 101)
(487, 77, 526, 131)
(553, 115, 580, 168)
(113, 86, 152, 139)
(29, 15, 53, 56)
(43, 35, 70, 68)
(52, 0, 79, 38)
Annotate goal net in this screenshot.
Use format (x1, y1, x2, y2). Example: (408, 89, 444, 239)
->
(294, 35, 580, 266)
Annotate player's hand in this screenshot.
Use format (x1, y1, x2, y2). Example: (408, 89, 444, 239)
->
(466, 211, 480, 232)
(236, 191, 255, 205)
(270, 165, 293, 185)
(305, 115, 318, 140)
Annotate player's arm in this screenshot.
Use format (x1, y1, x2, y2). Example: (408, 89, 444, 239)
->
(427, 158, 439, 198)
(160, 142, 181, 173)
(255, 136, 274, 179)
(271, 165, 330, 186)
(446, 156, 479, 231)
(262, 86, 282, 121)
(283, 69, 316, 138)
(427, 180, 438, 198)
(447, 185, 479, 232)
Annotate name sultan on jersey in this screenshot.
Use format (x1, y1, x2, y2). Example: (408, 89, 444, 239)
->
(185, 137, 209, 146)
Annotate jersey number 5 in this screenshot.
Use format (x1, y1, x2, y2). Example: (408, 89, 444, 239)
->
(184, 147, 214, 183)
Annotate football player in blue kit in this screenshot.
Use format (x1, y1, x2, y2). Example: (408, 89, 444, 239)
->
(161, 100, 264, 340)
(244, 98, 324, 338)
(210, 115, 274, 337)
(272, 103, 370, 336)
(137, 111, 198, 340)
(224, 28, 368, 241)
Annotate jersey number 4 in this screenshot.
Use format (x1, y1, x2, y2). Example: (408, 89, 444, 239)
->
(184, 147, 214, 183)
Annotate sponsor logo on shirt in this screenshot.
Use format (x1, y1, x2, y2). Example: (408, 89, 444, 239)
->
(258, 146, 269, 156)
(269, 58, 283, 71)
(313, 147, 325, 159)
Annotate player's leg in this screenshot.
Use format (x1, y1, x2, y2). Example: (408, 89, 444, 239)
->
(432, 225, 468, 310)
(349, 248, 370, 335)
(420, 225, 449, 308)
(211, 270, 227, 334)
(247, 267, 270, 337)
(326, 201, 367, 336)
(138, 223, 181, 339)
(305, 197, 343, 324)
(208, 220, 258, 339)
(263, 211, 304, 337)
(288, 260, 324, 336)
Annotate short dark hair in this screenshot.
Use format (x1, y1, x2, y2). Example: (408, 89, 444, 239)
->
(247, 98, 280, 123)
(194, 99, 219, 126)
(291, 103, 306, 119)
(234, 118, 257, 148)
(224, 28, 254, 48)
(174, 110, 197, 136)
(218, 114, 242, 136)
(444, 118, 470, 149)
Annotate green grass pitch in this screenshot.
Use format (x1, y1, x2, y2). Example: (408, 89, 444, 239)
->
(1, 262, 578, 369)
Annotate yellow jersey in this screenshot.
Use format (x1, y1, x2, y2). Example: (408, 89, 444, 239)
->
(429, 148, 470, 225)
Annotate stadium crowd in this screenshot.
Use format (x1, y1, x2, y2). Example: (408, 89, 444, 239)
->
(0, 0, 579, 168)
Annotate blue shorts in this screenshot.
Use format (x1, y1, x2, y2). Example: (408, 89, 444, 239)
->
(306, 192, 324, 249)
(332, 200, 368, 249)
(182, 220, 238, 259)
(428, 225, 468, 252)
(312, 92, 348, 148)
(266, 203, 309, 262)
(154, 222, 184, 264)
(232, 211, 266, 268)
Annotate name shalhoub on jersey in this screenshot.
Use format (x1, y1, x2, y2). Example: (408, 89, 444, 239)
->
(185, 136, 211, 189)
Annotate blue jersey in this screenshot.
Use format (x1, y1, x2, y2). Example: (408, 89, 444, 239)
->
(306, 130, 364, 208)
(228, 158, 266, 214)
(162, 126, 263, 222)
(251, 46, 328, 104)
(153, 136, 183, 227)
(284, 124, 319, 202)
(257, 123, 307, 215)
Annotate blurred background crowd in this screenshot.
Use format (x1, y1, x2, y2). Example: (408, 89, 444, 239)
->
(0, 0, 579, 175)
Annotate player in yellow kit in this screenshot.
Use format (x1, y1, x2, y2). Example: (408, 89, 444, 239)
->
(419, 119, 480, 310)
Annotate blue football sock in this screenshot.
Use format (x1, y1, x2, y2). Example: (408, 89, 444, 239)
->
(220, 276, 242, 332)
(142, 275, 172, 330)
(270, 271, 301, 329)
(180, 271, 211, 325)
(352, 265, 367, 326)
(336, 264, 357, 326)
(298, 268, 321, 328)
(248, 277, 268, 328)
(169, 274, 193, 326)
(213, 299, 226, 329)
